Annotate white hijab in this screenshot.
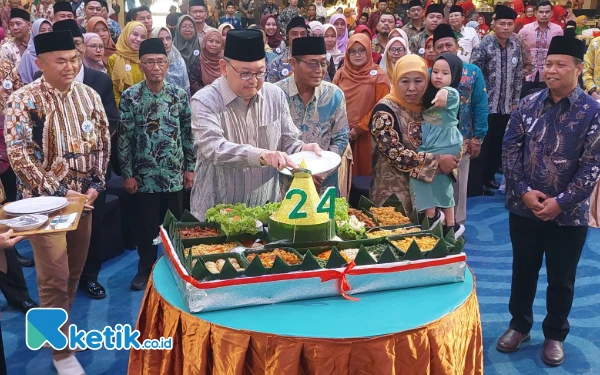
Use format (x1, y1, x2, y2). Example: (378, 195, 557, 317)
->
(315, 0, 327, 18)
(380, 36, 411, 78)
(323, 23, 344, 66)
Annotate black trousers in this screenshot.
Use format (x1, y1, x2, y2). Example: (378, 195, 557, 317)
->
(0, 246, 32, 306)
(241, 17, 251, 29)
(0, 167, 32, 306)
(482, 114, 510, 184)
(80, 190, 107, 283)
(134, 192, 182, 276)
(508, 213, 588, 341)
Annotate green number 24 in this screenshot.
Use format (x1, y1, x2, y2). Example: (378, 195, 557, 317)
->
(286, 187, 336, 220)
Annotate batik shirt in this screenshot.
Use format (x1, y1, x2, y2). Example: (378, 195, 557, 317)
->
(0, 38, 26, 66)
(503, 88, 600, 226)
(275, 76, 349, 155)
(470, 34, 523, 115)
(583, 36, 600, 93)
(118, 81, 195, 194)
(4, 79, 110, 198)
(259, 2, 278, 18)
(267, 50, 331, 84)
(0, 60, 23, 175)
(456, 63, 488, 142)
(402, 23, 425, 40)
(277, 6, 300, 37)
(409, 30, 432, 57)
(454, 26, 480, 63)
(518, 22, 563, 82)
(108, 18, 122, 44)
(372, 36, 385, 54)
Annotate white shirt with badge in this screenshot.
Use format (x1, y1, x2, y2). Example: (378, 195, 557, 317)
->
(455, 26, 480, 63)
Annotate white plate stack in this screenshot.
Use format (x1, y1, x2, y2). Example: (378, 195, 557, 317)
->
(2, 197, 68, 231)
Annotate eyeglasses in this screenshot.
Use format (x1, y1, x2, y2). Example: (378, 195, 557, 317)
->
(226, 60, 265, 80)
(181, 24, 195, 30)
(295, 57, 329, 70)
(140, 60, 168, 68)
(348, 48, 366, 56)
(389, 47, 405, 54)
(87, 44, 105, 51)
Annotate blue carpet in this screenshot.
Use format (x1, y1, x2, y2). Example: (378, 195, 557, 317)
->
(2, 192, 599, 374)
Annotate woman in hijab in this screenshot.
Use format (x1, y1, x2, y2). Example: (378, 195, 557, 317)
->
(152, 26, 191, 99)
(330, 14, 349, 54)
(260, 14, 285, 55)
(86, 17, 116, 65)
(189, 29, 223, 95)
(343, 8, 356, 31)
(551, 5, 567, 29)
(324, 23, 343, 80)
(309, 21, 324, 37)
(83, 33, 107, 73)
(521, 5, 535, 26)
(107, 21, 147, 106)
(424, 36, 435, 68)
(173, 15, 201, 73)
(353, 25, 382, 63)
(315, 0, 327, 20)
(389, 28, 410, 48)
(380, 36, 410, 82)
(369, 54, 457, 211)
(576, 15, 587, 34)
(476, 15, 489, 38)
(18, 18, 51, 84)
(218, 23, 233, 47)
(333, 33, 390, 177)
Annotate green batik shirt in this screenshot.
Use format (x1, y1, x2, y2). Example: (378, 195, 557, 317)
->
(118, 80, 195, 193)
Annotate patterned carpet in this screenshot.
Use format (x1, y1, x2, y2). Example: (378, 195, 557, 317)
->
(1, 191, 599, 374)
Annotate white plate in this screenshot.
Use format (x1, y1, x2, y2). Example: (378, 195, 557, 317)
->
(7, 214, 48, 231)
(279, 151, 342, 176)
(4, 197, 69, 215)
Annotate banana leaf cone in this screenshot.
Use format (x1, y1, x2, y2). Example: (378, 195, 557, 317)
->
(444, 228, 457, 245)
(163, 209, 177, 231)
(299, 251, 323, 271)
(326, 247, 347, 268)
(191, 258, 208, 280)
(353, 245, 377, 266)
(181, 209, 200, 222)
(243, 255, 268, 277)
(426, 239, 450, 259)
(451, 236, 465, 254)
(270, 256, 293, 274)
(377, 245, 399, 264)
(401, 240, 425, 261)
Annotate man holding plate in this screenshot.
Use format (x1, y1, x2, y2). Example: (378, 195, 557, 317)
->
(4, 30, 110, 374)
(276, 36, 349, 193)
(190, 29, 323, 221)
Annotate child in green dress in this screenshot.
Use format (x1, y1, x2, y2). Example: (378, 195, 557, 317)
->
(410, 53, 464, 238)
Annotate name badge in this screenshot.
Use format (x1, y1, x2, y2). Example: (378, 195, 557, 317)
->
(369, 70, 377, 76)
(125, 64, 132, 72)
(81, 120, 93, 133)
(511, 57, 517, 65)
(418, 48, 425, 55)
(2, 80, 12, 90)
(193, 49, 200, 56)
(281, 68, 289, 76)
(326, 52, 331, 60)
(276, 47, 281, 53)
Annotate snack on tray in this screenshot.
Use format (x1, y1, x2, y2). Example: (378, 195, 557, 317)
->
(340, 248, 361, 262)
(391, 236, 439, 252)
(184, 242, 239, 257)
(348, 208, 376, 227)
(204, 258, 245, 274)
(178, 226, 220, 239)
(369, 206, 411, 226)
(246, 248, 301, 268)
(366, 226, 421, 239)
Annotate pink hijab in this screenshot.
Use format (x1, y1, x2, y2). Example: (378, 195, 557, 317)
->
(329, 14, 349, 53)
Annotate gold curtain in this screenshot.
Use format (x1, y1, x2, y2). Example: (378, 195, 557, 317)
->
(128, 278, 484, 375)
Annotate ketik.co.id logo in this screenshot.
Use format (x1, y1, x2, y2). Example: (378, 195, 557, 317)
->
(26, 308, 172, 351)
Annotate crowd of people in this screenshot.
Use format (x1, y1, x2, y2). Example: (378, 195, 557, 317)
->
(0, 0, 596, 374)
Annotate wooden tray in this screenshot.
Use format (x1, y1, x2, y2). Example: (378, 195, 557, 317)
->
(0, 196, 86, 237)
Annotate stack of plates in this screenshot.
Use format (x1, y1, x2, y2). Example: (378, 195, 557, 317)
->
(4, 197, 68, 216)
(279, 151, 342, 176)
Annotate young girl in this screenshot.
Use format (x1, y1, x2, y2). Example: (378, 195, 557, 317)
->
(410, 53, 464, 238)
